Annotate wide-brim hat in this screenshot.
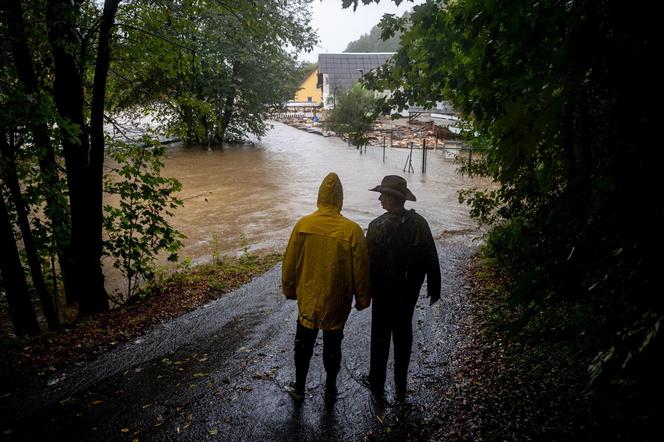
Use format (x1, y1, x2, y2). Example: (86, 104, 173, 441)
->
(369, 175, 416, 201)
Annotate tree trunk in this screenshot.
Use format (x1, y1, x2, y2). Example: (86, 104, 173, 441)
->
(218, 63, 240, 143)
(86, 0, 120, 312)
(182, 105, 198, 144)
(2, 0, 76, 305)
(0, 135, 60, 330)
(0, 192, 40, 336)
(47, 0, 108, 315)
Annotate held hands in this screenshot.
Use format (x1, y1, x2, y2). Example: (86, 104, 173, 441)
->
(282, 283, 297, 300)
(355, 299, 371, 311)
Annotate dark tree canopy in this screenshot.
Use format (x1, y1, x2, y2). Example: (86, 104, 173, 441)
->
(360, 0, 660, 424)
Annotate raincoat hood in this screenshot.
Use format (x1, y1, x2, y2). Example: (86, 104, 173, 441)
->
(317, 173, 343, 212)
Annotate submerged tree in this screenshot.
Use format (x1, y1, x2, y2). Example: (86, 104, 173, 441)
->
(325, 84, 378, 150)
(110, 0, 316, 144)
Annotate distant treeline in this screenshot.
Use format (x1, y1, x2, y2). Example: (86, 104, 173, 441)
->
(344, 11, 409, 53)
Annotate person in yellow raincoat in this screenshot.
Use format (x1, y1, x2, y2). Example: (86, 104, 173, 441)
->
(282, 172, 371, 402)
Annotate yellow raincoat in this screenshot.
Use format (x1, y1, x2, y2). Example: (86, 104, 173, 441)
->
(282, 173, 371, 330)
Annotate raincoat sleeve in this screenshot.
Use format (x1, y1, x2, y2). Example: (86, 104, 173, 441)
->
(282, 221, 300, 300)
(423, 222, 441, 303)
(352, 227, 371, 310)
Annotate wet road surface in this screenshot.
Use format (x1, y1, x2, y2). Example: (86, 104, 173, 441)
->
(3, 233, 478, 441)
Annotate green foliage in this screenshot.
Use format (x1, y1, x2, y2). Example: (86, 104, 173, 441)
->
(109, 0, 317, 144)
(362, 0, 660, 394)
(0, 73, 69, 253)
(179, 256, 193, 273)
(458, 188, 500, 225)
(103, 138, 184, 302)
(325, 84, 378, 149)
(0, 66, 72, 314)
(2, 0, 316, 321)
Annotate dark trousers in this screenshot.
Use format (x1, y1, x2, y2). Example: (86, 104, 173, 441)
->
(294, 321, 344, 390)
(368, 298, 418, 396)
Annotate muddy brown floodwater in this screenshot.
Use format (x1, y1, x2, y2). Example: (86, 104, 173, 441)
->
(103, 121, 489, 294)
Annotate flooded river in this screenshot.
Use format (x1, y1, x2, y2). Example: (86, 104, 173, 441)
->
(104, 122, 488, 293)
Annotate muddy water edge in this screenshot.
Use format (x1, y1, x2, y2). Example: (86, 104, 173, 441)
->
(102, 121, 490, 295)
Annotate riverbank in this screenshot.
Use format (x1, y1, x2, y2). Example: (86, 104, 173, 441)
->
(0, 253, 280, 396)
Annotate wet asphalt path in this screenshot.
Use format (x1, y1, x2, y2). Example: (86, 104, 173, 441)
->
(4, 234, 477, 441)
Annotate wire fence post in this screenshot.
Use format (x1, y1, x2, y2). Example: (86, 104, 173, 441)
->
(403, 142, 415, 173)
(422, 139, 427, 173)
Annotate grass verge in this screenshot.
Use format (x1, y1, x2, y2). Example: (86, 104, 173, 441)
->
(0, 253, 281, 395)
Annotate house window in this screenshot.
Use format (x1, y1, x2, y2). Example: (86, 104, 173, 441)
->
(307, 97, 312, 102)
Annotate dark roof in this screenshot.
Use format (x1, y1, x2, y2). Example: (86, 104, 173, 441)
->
(318, 53, 394, 93)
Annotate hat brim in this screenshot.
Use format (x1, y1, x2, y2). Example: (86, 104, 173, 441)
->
(369, 185, 416, 201)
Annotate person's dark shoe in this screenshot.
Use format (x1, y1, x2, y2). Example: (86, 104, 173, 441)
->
(358, 374, 384, 398)
(284, 382, 304, 402)
(325, 376, 338, 403)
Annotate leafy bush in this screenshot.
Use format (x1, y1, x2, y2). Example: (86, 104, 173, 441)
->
(325, 84, 378, 149)
(103, 138, 184, 302)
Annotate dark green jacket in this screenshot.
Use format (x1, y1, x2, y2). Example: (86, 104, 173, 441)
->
(366, 209, 441, 304)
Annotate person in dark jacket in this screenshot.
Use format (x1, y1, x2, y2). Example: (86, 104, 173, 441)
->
(363, 175, 441, 401)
